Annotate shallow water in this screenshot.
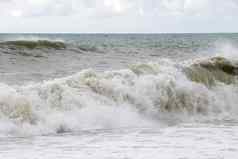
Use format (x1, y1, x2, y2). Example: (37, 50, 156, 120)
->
(0, 33, 238, 158)
(1, 124, 238, 159)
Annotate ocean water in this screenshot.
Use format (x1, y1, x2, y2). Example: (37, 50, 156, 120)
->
(0, 33, 238, 159)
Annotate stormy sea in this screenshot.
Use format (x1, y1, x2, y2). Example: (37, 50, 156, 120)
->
(0, 33, 238, 159)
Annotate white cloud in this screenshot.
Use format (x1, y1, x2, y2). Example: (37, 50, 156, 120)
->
(1, 0, 237, 18)
(0, 0, 73, 16)
(0, 0, 238, 33)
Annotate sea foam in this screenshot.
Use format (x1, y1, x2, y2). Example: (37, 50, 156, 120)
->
(0, 56, 238, 136)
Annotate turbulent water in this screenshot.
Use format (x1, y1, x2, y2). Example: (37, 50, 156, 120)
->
(0, 33, 238, 159)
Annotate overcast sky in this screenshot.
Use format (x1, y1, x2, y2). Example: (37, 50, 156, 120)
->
(0, 0, 238, 33)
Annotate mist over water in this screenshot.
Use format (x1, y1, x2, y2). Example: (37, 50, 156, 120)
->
(0, 33, 238, 159)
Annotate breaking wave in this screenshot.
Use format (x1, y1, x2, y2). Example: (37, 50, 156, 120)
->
(0, 56, 238, 136)
(0, 40, 66, 50)
(185, 57, 238, 86)
(0, 39, 103, 57)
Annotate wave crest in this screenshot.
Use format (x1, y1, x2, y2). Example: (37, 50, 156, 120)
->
(0, 40, 66, 50)
(185, 57, 238, 86)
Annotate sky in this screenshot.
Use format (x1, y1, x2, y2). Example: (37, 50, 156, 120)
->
(0, 0, 238, 33)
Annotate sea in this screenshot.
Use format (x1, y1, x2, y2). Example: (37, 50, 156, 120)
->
(0, 33, 238, 159)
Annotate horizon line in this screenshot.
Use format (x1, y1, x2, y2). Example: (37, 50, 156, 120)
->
(0, 32, 237, 34)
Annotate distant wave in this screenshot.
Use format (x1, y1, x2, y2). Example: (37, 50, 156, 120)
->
(0, 56, 238, 136)
(0, 40, 103, 58)
(0, 40, 66, 50)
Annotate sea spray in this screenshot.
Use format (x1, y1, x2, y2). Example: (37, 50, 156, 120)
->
(0, 56, 238, 136)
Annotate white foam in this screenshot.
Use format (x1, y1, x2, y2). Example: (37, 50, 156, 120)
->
(0, 58, 238, 136)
